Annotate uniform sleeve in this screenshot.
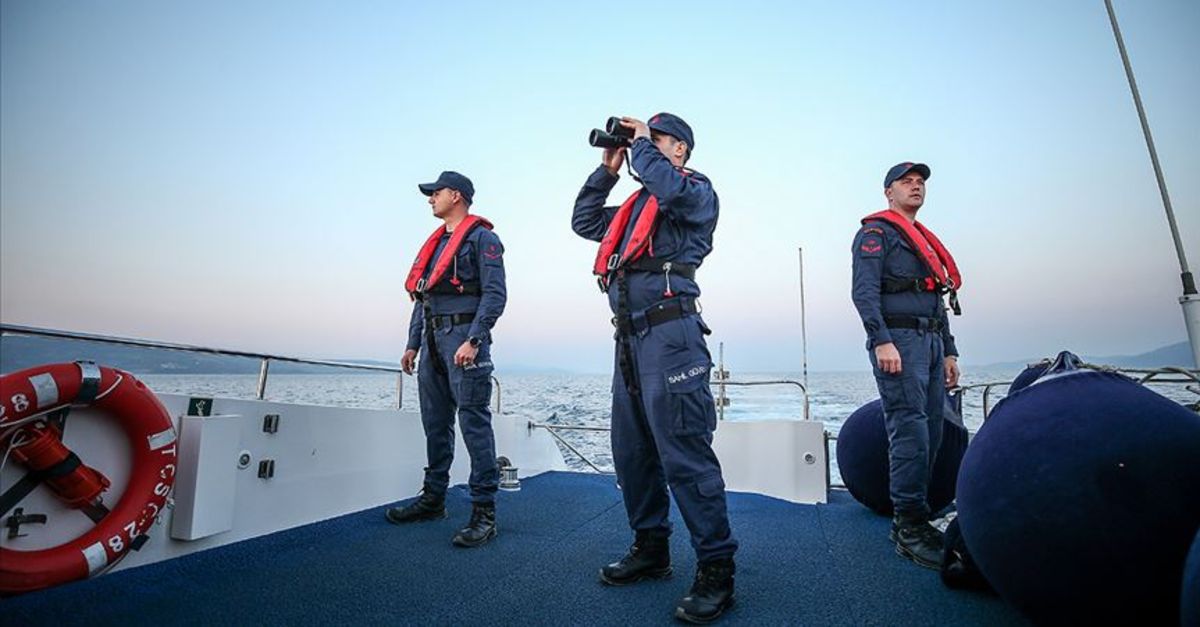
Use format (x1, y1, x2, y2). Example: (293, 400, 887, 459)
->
(405, 303, 424, 352)
(572, 166, 621, 242)
(851, 225, 893, 348)
(468, 230, 507, 342)
(938, 301, 959, 357)
(629, 137, 716, 227)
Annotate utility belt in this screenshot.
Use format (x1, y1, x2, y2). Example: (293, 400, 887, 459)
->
(612, 296, 699, 336)
(428, 312, 475, 330)
(884, 315, 943, 332)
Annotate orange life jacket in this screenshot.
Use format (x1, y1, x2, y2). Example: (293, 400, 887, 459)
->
(862, 210, 962, 292)
(593, 189, 659, 281)
(405, 214, 492, 299)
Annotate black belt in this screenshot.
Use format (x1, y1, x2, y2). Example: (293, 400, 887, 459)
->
(429, 313, 475, 330)
(884, 315, 943, 332)
(613, 297, 699, 336)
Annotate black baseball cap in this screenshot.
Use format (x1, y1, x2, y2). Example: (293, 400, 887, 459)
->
(883, 162, 931, 188)
(418, 171, 474, 205)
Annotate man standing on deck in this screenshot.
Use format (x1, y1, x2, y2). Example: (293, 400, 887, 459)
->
(851, 162, 962, 569)
(572, 113, 737, 623)
(385, 171, 507, 548)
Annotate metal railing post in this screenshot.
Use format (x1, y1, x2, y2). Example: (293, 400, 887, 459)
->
(491, 375, 502, 413)
(717, 342, 726, 421)
(396, 373, 404, 410)
(256, 359, 270, 400)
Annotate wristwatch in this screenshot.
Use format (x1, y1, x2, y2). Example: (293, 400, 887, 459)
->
(468, 336, 483, 348)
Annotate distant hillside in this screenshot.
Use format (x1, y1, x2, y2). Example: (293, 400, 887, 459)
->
(0, 335, 398, 375)
(981, 341, 1195, 370)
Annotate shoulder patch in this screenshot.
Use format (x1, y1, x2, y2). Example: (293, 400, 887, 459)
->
(479, 233, 504, 265)
(857, 233, 883, 258)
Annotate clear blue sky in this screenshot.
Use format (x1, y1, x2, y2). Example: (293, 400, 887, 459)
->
(2, 1, 1197, 372)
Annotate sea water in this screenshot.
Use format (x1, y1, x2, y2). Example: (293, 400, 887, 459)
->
(139, 368, 1196, 481)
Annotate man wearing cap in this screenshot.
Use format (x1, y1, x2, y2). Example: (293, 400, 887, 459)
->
(573, 114, 737, 623)
(385, 171, 508, 549)
(851, 162, 962, 569)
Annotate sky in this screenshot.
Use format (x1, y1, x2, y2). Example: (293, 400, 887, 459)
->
(2, 0, 1197, 373)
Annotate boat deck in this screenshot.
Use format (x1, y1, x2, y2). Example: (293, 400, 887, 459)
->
(5, 471, 1026, 625)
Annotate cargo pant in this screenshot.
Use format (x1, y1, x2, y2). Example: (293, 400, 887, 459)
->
(611, 310, 738, 562)
(418, 320, 498, 505)
(870, 327, 945, 517)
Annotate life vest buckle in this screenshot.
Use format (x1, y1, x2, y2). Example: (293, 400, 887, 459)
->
(606, 254, 620, 271)
(596, 276, 609, 294)
(415, 278, 427, 293)
(949, 290, 962, 316)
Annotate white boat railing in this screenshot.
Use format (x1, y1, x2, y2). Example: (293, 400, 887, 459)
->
(0, 323, 507, 413)
(6, 324, 1194, 481)
(525, 415, 612, 474)
(712, 341, 811, 421)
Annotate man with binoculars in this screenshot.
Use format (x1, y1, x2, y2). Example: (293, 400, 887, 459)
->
(573, 113, 737, 623)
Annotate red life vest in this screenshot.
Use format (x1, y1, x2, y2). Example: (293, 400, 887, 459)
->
(593, 189, 659, 279)
(862, 210, 962, 292)
(405, 214, 493, 298)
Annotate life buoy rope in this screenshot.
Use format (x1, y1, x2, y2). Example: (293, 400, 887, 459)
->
(0, 362, 178, 595)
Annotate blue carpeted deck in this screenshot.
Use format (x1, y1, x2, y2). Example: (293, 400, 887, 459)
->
(4, 472, 1026, 625)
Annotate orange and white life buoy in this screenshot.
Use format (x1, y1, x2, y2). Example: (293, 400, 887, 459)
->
(0, 362, 177, 594)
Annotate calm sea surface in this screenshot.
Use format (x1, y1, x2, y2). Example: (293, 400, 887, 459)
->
(139, 367, 1196, 480)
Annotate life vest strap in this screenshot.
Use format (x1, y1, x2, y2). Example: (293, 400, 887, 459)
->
(416, 281, 481, 299)
(622, 257, 697, 280)
(881, 277, 939, 294)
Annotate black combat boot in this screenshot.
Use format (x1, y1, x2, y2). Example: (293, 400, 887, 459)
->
(451, 503, 497, 547)
(674, 557, 735, 624)
(889, 514, 947, 542)
(384, 488, 446, 524)
(600, 530, 672, 585)
(893, 510, 943, 569)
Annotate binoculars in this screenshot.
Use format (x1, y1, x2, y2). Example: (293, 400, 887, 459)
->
(588, 116, 633, 149)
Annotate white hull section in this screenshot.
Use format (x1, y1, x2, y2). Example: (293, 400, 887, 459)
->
(713, 419, 828, 504)
(1, 394, 569, 574)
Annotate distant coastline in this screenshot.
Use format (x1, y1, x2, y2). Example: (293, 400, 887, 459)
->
(1, 334, 1192, 375)
(974, 341, 1195, 370)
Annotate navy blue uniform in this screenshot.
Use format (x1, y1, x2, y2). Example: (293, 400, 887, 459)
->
(851, 219, 957, 517)
(573, 137, 737, 563)
(406, 225, 507, 505)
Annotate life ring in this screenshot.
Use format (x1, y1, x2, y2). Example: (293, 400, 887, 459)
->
(0, 362, 177, 594)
